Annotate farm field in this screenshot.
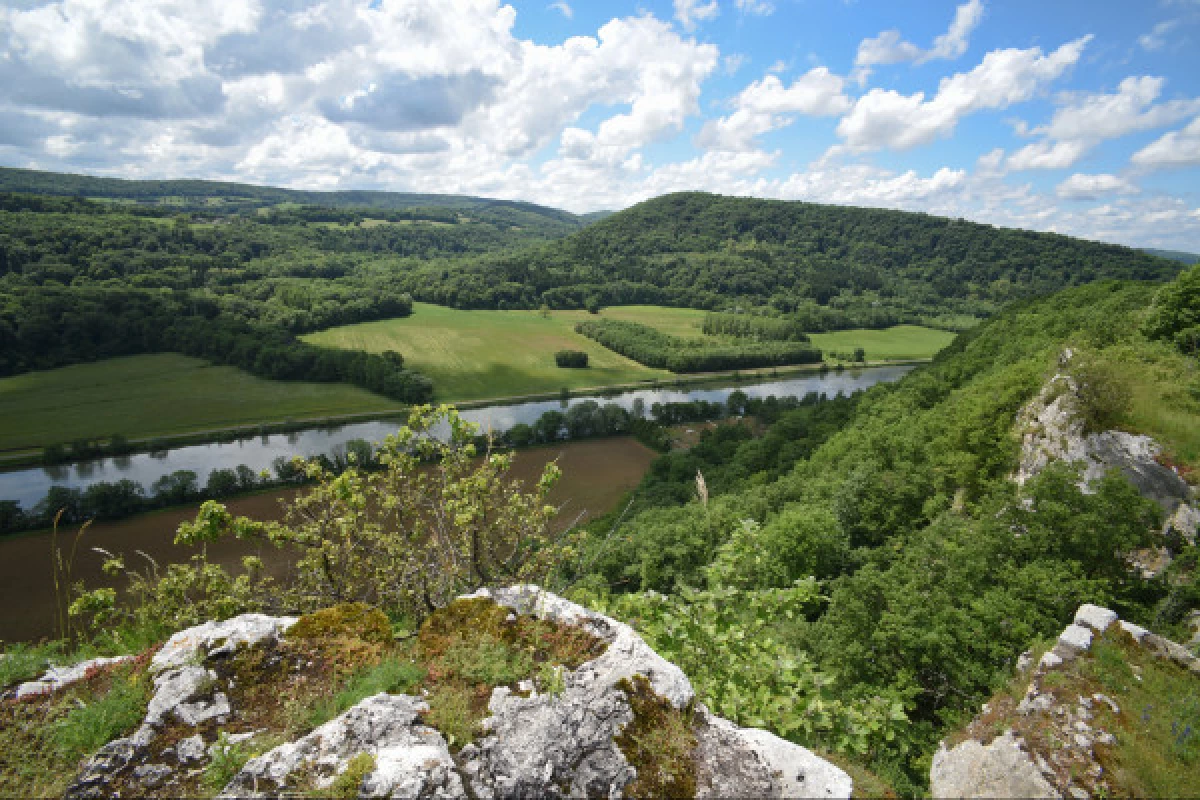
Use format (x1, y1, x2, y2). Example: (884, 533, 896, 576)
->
(0, 354, 401, 453)
(809, 325, 957, 361)
(307, 303, 953, 402)
(304, 302, 673, 402)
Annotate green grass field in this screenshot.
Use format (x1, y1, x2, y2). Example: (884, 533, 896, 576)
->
(0, 354, 401, 452)
(0, 307, 955, 451)
(304, 303, 671, 402)
(306, 304, 955, 403)
(810, 325, 957, 361)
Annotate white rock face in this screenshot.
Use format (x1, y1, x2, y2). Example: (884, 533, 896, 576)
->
(1074, 604, 1118, 633)
(66, 612, 300, 800)
(1014, 368, 1197, 546)
(1056, 624, 1094, 657)
(15, 654, 133, 699)
(152, 613, 297, 673)
(220, 694, 462, 799)
(930, 731, 1058, 799)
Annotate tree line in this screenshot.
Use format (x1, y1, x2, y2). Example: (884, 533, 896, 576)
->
(575, 319, 822, 372)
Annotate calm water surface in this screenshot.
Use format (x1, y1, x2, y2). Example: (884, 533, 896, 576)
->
(0, 366, 913, 510)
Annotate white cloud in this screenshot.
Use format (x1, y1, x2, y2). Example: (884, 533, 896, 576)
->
(1132, 116, 1200, 169)
(853, 0, 984, 83)
(723, 53, 747, 75)
(734, 0, 775, 16)
(1138, 19, 1179, 51)
(548, 2, 573, 19)
(927, 0, 986, 62)
(1006, 140, 1088, 170)
(838, 36, 1090, 151)
(1056, 173, 1139, 199)
(674, 0, 719, 31)
(1005, 75, 1200, 172)
(698, 68, 851, 151)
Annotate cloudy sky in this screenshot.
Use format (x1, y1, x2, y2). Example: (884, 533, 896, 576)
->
(2, 0, 1199, 250)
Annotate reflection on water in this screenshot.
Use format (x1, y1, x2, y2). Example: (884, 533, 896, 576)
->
(1, 366, 914, 510)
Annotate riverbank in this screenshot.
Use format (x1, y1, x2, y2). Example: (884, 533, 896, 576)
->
(0, 437, 657, 642)
(0, 358, 928, 470)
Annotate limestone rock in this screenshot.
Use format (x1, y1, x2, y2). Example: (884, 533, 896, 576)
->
(15, 654, 134, 699)
(220, 693, 462, 799)
(1056, 624, 1094, 658)
(1074, 604, 1118, 633)
(1014, 366, 1197, 547)
(152, 613, 297, 673)
(930, 731, 1058, 799)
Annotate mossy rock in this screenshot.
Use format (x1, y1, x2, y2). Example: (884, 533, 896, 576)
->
(615, 675, 697, 799)
(418, 598, 513, 657)
(288, 603, 393, 646)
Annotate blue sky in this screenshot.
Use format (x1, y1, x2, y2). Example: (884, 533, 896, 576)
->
(1, 0, 1198, 249)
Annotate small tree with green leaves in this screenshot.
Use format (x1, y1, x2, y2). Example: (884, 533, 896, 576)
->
(196, 407, 565, 621)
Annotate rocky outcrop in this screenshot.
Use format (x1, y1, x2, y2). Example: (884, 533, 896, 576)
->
(66, 613, 299, 800)
(65, 588, 852, 799)
(930, 603, 1200, 799)
(1014, 359, 1198, 548)
(14, 654, 134, 700)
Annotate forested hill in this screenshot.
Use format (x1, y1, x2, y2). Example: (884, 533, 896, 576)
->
(0, 167, 583, 233)
(412, 191, 1180, 328)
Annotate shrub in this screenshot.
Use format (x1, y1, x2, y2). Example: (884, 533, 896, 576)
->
(554, 350, 589, 368)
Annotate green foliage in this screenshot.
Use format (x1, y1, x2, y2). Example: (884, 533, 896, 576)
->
(144, 407, 568, 627)
(1069, 351, 1135, 433)
(576, 318, 822, 372)
(50, 668, 149, 762)
(702, 312, 811, 341)
(554, 349, 588, 368)
(707, 507, 849, 588)
(306, 656, 425, 729)
(328, 752, 376, 800)
(0, 640, 62, 688)
(1141, 262, 1200, 354)
(204, 732, 255, 793)
(589, 585, 910, 758)
(404, 191, 1178, 321)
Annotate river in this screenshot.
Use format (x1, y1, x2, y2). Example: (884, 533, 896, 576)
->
(0, 366, 913, 511)
(0, 437, 659, 642)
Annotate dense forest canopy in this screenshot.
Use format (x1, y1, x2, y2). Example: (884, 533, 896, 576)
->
(408, 192, 1181, 326)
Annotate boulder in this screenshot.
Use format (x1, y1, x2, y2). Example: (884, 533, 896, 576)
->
(930, 731, 1058, 799)
(219, 694, 462, 799)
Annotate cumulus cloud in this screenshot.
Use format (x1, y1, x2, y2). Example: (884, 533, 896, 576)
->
(548, 2, 572, 19)
(1004, 76, 1200, 171)
(853, 0, 984, 83)
(1056, 173, 1139, 199)
(1132, 116, 1200, 169)
(838, 36, 1090, 152)
(698, 68, 851, 151)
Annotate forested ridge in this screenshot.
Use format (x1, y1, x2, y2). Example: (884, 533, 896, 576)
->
(409, 192, 1180, 328)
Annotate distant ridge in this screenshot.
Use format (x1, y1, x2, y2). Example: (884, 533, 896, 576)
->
(0, 166, 582, 226)
(1142, 247, 1200, 265)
